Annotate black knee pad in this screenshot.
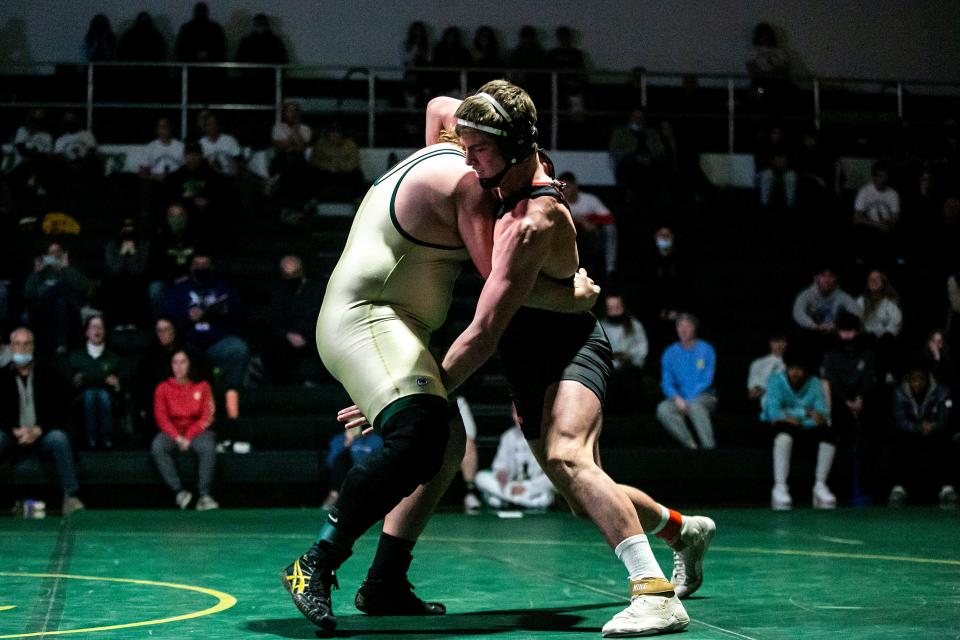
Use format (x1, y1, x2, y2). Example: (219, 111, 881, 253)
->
(379, 395, 450, 486)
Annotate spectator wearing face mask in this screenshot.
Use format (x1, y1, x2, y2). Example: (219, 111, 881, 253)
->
(23, 242, 90, 355)
(599, 294, 649, 411)
(160, 253, 249, 432)
(266, 255, 326, 385)
(644, 226, 692, 351)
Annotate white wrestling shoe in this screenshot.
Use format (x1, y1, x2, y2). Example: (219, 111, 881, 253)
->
(771, 483, 792, 511)
(812, 482, 837, 509)
(671, 515, 716, 599)
(601, 578, 689, 637)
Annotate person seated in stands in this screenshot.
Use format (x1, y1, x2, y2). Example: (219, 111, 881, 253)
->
(745, 22, 791, 108)
(794, 128, 842, 203)
(471, 25, 504, 83)
(656, 313, 717, 450)
(747, 332, 787, 406)
(0, 327, 84, 515)
(474, 405, 555, 510)
(755, 125, 796, 209)
(267, 255, 325, 385)
(199, 113, 241, 176)
(645, 226, 692, 349)
(887, 360, 956, 509)
(140, 117, 185, 180)
(310, 123, 366, 201)
(68, 315, 121, 449)
(792, 265, 861, 359)
(322, 427, 384, 509)
(856, 269, 903, 384)
(151, 348, 219, 511)
(600, 294, 648, 412)
(507, 25, 547, 100)
(52, 111, 98, 180)
(83, 13, 116, 62)
(853, 161, 900, 265)
(101, 218, 151, 330)
(269, 102, 313, 210)
(918, 329, 957, 392)
(23, 242, 90, 355)
(609, 109, 662, 207)
(560, 171, 617, 281)
(429, 26, 472, 95)
(148, 202, 199, 316)
(9, 108, 54, 201)
(166, 142, 225, 241)
(160, 253, 249, 432)
(761, 348, 836, 510)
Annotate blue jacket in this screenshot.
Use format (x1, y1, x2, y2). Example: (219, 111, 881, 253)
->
(761, 371, 830, 427)
(892, 380, 951, 434)
(660, 340, 716, 401)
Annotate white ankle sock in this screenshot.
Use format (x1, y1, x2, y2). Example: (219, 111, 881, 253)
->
(615, 534, 665, 580)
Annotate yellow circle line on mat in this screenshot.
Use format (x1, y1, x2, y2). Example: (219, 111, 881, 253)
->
(0, 572, 236, 639)
(0, 607, 15, 612)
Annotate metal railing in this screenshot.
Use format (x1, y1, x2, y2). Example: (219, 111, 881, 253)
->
(1, 61, 957, 153)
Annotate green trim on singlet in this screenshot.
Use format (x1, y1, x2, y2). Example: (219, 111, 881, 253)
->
(383, 149, 467, 251)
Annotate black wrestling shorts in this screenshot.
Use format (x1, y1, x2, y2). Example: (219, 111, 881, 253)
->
(496, 307, 613, 440)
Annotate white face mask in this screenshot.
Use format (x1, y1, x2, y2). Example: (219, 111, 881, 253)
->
(12, 352, 33, 367)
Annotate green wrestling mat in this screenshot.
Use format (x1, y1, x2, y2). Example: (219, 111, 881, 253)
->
(1, 508, 958, 639)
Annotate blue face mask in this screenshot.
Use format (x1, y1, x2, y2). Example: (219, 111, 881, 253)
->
(656, 238, 673, 251)
(12, 352, 33, 367)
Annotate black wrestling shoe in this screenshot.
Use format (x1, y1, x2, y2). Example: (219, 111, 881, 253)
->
(355, 578, 446, 616)
(281, 550, 339, 631)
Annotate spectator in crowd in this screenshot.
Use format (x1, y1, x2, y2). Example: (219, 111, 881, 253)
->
(0, 327, 84, 515)
(918, 329, 957, 391)
(23, 242, 90, 355)
(430, 26, 472, 94)
(472, 25, 504, 70)
(645, 226, 692, 348)
(135, 318, 204, 437)
(141, 117, 185, 179)
(269, 102, 312, 206)
(948, 269, 960, 351)
(166, 142, 225, 239)
(0, 332, 10, 368)
(175, 2, 226, 62)
(656, 313, 717, 450)
(236, 13, 288, 64)
(745, 22, 790, 108)
(560, 171, 617, 281)
(888, 361, 956, 509)
(761, 348, 836, 510)
(821, 311, 878, 501)
(68, 315, 121, 449)
(160, 253, 249, 427)
(267, 255, 325, 385)
(755, 125, 796, 209)
(857, 269, 903, 382)
(310, 123, 366, 201)
(53, 111, 98, 177)
(747, 332, 787, 405)
(402, 21, 431, 69)
(600, 294, 648, 412)
(199, 114, 241, 176)
(507, 25, 547, 99)
(610, 109, 661, 203)
(321, 427, 385, 509)
(546, 26, 587, 113)
(792, 266, 861, 355)
(853, 162, 900, 264)
(12, 108, 53, 168)
(474, 405, 555, 510)
(83, 13, 116, 62)
(794, 128, 842, 204)
(117, 11, 167, 62)
(653, 118, 713, 209)
(151, 348, 219, 510)
(148, 202, 199, 315)
(101, 218, 150, 329)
